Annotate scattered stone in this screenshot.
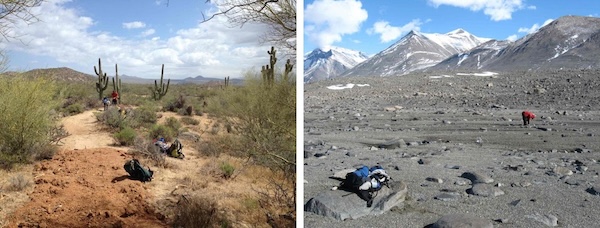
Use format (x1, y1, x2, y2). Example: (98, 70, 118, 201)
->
(384, 107, 396, 112)
(460, 172, 494, 184)
(586, 184, 600, 196)
(533, 88, 547, 94)
(565, 178, 580, 186)
(408, 141, 420, 146)
(454, 179, 469, 186)
(314, 152, 327, 158)
(551, 166, 573, 176)
(509, 199, 521, 206)
(430, 214, 493, 228)
(577, 166, 588, 172)
(468, 184, 505, 197)
(418, 159, 431, 165)
(574, 148, 591, 153)
(525, 213, 558, 227)
(537, 127, 552, 131)
(360, 138, 406, 149)
(370, 146, 379, 151)
(426, 177, 444, 183)
(445, 164, 461, 169)
(434, 192, 461, 202)
(304, 180, 408, 221)
(353, 126, 360, 131)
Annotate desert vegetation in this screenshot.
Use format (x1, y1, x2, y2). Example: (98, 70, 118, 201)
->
(0, 45, 296, 227)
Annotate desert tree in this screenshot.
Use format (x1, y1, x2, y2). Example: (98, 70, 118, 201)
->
(183, 0, 296, 52)
(0, 0, 44, 72)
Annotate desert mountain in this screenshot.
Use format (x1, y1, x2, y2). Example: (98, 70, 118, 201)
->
(1, 67, 94, 82)
(340, 29, 490, 77)
(429, 15, 600, 72)
(304, 46, 369, 82)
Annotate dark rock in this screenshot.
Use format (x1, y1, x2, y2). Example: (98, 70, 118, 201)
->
(460, 172, 494, 184)
(467, 184, 504, 197)
(418, 158, 431, 165)
(304, 180, 408, 221)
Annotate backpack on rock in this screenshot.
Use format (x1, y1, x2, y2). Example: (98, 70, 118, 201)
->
(340, 165, 391, 207)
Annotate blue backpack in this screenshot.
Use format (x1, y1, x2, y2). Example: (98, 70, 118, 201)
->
(343, 165, 389, 191)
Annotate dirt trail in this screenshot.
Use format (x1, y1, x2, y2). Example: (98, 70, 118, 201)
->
(5, 110, 168, 227)
(60, 110, 117, 151)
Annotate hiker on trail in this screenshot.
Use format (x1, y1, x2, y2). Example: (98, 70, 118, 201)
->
(102, 97, 110, 111)
(339, 165, 390, 207)
(522, 111, 536, 126)
(111, 90, 119, 105)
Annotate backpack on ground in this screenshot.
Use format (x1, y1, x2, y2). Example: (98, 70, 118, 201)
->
(167, 138, 184, 159)
(124, 159, 153, 182)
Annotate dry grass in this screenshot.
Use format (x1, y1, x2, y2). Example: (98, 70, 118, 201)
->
(4, 174, 31, 191)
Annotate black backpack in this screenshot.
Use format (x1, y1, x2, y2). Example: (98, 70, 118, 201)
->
(124, 159, 153, 182)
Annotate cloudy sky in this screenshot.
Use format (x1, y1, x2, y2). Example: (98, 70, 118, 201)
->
(304, 0, 600, 55)
(2, 0, 278, 79)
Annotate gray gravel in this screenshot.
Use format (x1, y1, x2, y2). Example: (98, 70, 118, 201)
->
(304, 70, 600, 227)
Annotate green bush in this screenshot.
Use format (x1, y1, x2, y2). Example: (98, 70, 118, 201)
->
(181, 116, 199, 125)
(114, 127, 137, 146)
(64, 103, 84, 115)
(0, 77, 58, 168)
(220, 161, 235, 179)
(148, 124, 175, 142)
(133, 103, 158, 125)
(165, 117, 182, 132)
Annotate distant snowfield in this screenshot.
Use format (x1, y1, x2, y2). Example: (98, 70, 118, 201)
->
(429, 72, 499, 79)
(327, 83, 370, 90)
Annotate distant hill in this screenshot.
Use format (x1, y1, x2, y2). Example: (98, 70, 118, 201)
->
(1, 67, 94, 82)
(1, 68, 244, 85)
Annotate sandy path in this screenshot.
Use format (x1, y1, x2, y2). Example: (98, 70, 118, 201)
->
(60, 110, 117, 151)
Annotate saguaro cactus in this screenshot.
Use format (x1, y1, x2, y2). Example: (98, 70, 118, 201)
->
(283, 59, 294, 82)
(224, 76, 230, 88)
(261, 46, 277, 87)
(112, 64, 122, 104)
(94, 58, 109, 100)
(153, 64, 170, 100)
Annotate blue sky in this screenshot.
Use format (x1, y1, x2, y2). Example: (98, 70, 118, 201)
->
(304, 0, 600, 56)
(1, 0, 275, 79)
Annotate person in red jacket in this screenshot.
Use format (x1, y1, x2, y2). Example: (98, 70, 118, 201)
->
(522, 111, 536, 126)
(111, 90, 119, 105)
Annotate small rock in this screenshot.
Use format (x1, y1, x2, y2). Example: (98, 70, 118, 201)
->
(418, 159, 431, 165)
(551, 166, 573, 176)
(384, 107, 396, 112)
(370, 146, 378, 151)
(586, 184, 600, 195)
(525, 213, 558, 227)
(445, 164, 461, 169)
(460, 172, 494, 184)
(345, 152, 356, 157)
(434, 193, 461, 201)
(468, 184, 504, 197)
(509, 199, 521, 206)
(426, 177, 444, 183)
(353, 126, 359, 131)
(454, 179, 469, 186)
(431, 214, 493, 228)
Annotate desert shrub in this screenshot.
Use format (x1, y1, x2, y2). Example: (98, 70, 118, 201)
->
(220, 161, 235, 179)
(164, 94, 186, 112)
(165, 117, 182, 132)
(133, 103, 158, 125)
(148, 124, 176, 142)
(172, 195, 229, 228)
(114, 127, 137, 146)
(31, 144, 59, 161)
(128, 136, 170, 168)
(181, 116, 199, 125)
(0, 77, 58, 167)
(4, 174, 31, 191)
(64, 103, 84, 115)
(96, 107, 124, 129)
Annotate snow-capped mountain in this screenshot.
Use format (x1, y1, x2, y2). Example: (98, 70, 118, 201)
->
(341, 29, 490, 77)
(429, 15, 600, 72)
(304, 46, 369, 83)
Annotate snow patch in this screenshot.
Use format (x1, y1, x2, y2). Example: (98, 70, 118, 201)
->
(456, 72, 499, 77)
(429, 75, 454, 79)
(327, 83, 370, 90)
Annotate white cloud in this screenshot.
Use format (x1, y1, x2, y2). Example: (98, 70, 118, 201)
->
(368, 19, 423, 43)
(506, 34, 518, 41)
(123, 21, 146, 29)
(141, 29, 155, 37)
(5, 1, 274, 78)
(305, 0, 368, 51)
(518, 18, 553, 34)
(427, 0, 527, 21)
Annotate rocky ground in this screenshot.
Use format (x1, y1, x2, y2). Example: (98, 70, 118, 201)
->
(304, 69, 600, 227)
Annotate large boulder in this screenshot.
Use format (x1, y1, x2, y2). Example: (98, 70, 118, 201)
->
(304, 180, 407, 220)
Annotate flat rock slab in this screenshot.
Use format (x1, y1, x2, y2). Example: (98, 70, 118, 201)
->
(431, 214, 493, 228)
(304, 180, 407, 221)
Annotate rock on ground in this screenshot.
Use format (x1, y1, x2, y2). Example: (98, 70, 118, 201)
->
(304, 180, 407, 221)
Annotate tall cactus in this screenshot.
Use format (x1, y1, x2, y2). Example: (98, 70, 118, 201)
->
(223, 76, 230, 88)
(153, 64, 170, 100)
(112, 64, 122, 104)
(283, 59, 294, 82)
(261, 46, 277, 87)
(94, 58, 109, 100)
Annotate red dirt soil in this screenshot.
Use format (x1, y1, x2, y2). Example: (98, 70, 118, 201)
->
(6, 148, 167, 228)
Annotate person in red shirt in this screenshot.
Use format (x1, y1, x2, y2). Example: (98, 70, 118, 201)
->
(111, 90, 119, 105)
(522, 111, 535, 126)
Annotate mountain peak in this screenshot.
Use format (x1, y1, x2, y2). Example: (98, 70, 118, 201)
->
(447, 28, 468, 35)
